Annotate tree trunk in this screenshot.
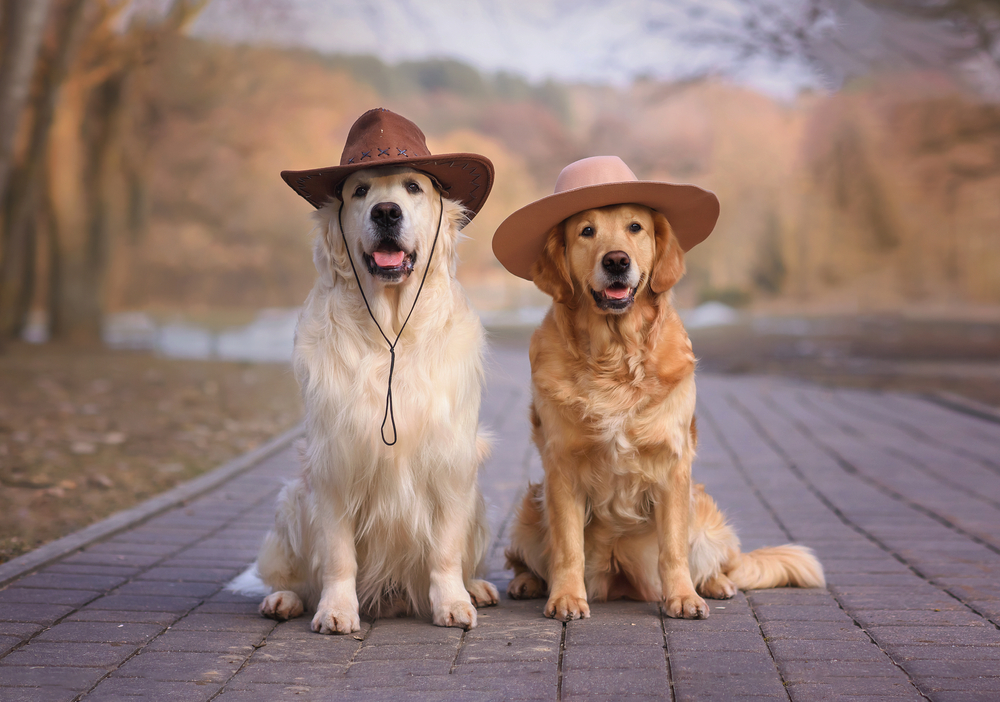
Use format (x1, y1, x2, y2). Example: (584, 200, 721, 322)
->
(0, 0, 85, 339)
(55, 72, 126, 345)
(44, 174, 63, 340)
(12, 213, 36, 334)
(0, 0, 51, 211)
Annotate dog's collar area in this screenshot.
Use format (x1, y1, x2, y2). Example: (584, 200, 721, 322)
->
(337, 191, 445, 446)
(590, 285, 637, 312)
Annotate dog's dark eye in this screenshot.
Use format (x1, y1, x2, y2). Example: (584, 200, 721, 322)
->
(629, 222, 642, 233)
(406, 182, 421, 194)
(580, 226, 594, 238)
(353, 185, 369, 198)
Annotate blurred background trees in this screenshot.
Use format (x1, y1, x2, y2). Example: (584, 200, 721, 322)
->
(0, 0, 205, 346)
(0, 0, 997, 350)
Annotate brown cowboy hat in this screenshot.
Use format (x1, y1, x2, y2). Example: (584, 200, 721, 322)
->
(492, 155, 720, 280)
(281, 108, 495, 218)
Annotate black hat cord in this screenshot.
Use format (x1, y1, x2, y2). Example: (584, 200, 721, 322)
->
(337, 190, 445, 446)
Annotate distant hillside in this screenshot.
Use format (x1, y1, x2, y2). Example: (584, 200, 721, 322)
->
(110, 39, 1000, 316)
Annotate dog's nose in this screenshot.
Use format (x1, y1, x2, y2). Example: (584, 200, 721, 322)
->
(602, 251, 630, 275)
(371, 202, 402, 227)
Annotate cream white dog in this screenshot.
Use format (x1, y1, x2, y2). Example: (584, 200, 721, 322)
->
(232, 164, 498, 633)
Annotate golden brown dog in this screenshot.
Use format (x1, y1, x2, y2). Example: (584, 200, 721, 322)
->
(504, 204, 824, 620)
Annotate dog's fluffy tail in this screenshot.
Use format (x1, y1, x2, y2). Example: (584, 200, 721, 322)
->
(226, 562, 270, 597)
(727, 544, 825, 590)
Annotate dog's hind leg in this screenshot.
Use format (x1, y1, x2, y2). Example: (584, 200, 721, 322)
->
(255, 480, 316, 620)
(506, 557, 548, 600)
(466, 579, 500, 607)
(688, 484, 741, 600)
(504, 483, 550, 600)
(261, 590, 305, 620)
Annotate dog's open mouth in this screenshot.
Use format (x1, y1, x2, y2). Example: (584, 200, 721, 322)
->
(364, 243, 415, 282)
(591, 282, 636, 312)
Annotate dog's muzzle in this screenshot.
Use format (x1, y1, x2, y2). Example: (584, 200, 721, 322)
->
(364, 201, 415, 283)
(591, 250, 636, 313)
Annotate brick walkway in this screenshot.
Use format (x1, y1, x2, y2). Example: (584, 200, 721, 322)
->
(1, 338, 999, 701)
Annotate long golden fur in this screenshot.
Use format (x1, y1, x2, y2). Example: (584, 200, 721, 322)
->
(235, 167, 498, 633)
(504, 204, 824, 621)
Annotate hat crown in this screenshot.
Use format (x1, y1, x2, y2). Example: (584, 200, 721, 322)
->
(340, 108, 432, 166)
(554, 155, 638, 194)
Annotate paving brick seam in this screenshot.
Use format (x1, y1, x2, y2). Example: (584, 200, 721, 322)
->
(658, 610, 677, 702)
(723, 389, 996, 699)
(343, 619, 375, 675)
(747, 598, 795, 702)
(834, 390, 1000, 475)
(64, 615, 180, 698)
(0, 591, 110, 666)
(699, 395, 797, 542)
(781, 392, 1000, 593)
(879, 442, 1000, 513)
(482, 447, 532, 579)
(701, 394, 917, 701)
(449, 628, 467, 675)
(724, 392, 943, 696)
(0, 483, 282, 698)
(747, 391, 1000, 636)
(67, 486, 281, 701)
(829, 388, 1000, 474)
(555, 620, 567, 701)
(0, 425, 305, 592)
(924, 393, 1000, 429)
(744, 390, 1000, 630)
(790, 389, 1000, 551)
(3, 364, 999, 699)
(821, 392, 1000, 514)
(204, 622, 278, 702)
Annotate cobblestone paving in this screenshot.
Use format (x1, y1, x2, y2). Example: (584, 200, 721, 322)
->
(1, 339, 999, 701)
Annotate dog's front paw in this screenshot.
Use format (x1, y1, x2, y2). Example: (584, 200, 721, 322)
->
(310, 604, 360, 635)
(260, 591, 304, 620)
(544, 592, 590, 621)
(662, 591, 709, 619)
(434, 600, 477, 629)
(507, 572, 546, 600)
(467, 579, 499, 607)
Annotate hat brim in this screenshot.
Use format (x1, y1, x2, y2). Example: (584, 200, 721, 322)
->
(281, 154, 495, 220)
(492, 181, 720, 281)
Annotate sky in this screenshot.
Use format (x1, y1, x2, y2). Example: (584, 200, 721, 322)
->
(188, 0, 824, 98)
(181, 0, 993, 100)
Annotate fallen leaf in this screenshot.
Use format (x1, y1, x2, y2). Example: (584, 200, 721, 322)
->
(90, 474, 114, 489)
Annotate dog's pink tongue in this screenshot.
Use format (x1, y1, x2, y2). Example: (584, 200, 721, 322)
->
(373, 250, 405, 268)
(605, 286, 630, 299)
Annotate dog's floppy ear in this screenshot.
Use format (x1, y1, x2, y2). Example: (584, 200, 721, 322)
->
(530, 222, 574, 305)
(650, 211, 686, 295)
(310, 205, 349, 282)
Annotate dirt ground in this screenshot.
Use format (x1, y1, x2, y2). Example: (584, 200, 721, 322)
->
(0, 343, 302, 564)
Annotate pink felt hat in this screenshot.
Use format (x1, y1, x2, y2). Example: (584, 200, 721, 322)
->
(492, 156, 720, 280)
